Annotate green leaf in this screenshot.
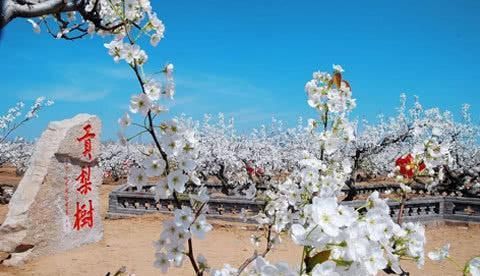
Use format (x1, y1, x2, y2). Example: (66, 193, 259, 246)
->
(305, 250, 331, 272)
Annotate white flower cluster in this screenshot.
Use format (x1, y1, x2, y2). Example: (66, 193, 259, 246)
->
(126, 67, 174, 115)
(26, 97, 54, 119)
(225, 66, 427, 276)
(153, 204, 212, 273)
(0, 97, 53, 143)
(145, 120, 214, 274)
(242, 194, 426, 276)
(95, 6, 215, 273)
(247, 257, 296, 276)
(289, 192, 425, 275)
(104, 40, 148, 66)
(0, 97, 53, 175)
(305, 65, 356, 114)
(0, 102, 24, 131)
(155, 122, 199, 196)
(26, 0, 165, 43)
(85, 0, 165, 42)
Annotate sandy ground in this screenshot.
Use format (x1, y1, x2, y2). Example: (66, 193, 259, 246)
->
(0, 168, 479, 275)
(0, 168, 20, 186)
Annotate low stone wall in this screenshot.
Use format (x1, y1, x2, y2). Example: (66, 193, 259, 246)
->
(107, 184, 480, 224)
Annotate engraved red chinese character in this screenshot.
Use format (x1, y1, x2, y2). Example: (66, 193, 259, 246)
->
(77, 124, 96, 160)
(76, 165, 92, 195)
(73, 200, 94, 231)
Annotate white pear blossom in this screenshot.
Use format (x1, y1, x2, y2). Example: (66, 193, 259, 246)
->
(363, 246, 388, 274)
(128, 167, 148, 192)
(165, 63, 174, 74)
(122, 43, 148, 65)
(161, 135, 182, 156)
(173, 206, 194, 229)
(190, 215, 212, 239)
(428, 243, 450, 261)
(167, 170, 188, 193)
(154, 178, 171, 201)
(310, 197, 343, 237)
(145, 80, 161, 101)
(468, 257, 480, 276)
(251, 257, 296, 276)
(150, 104, 169, 115)
(143, 157, 166, 177)
(178, 158, 196, 173)
(312, 261, 339, 276)
(104, 40, 124, 63)
(150, 33, 162, 46)
(153, 252, 170, 273)
(130, 93, 152, 115)
(118, 112, 132, 129)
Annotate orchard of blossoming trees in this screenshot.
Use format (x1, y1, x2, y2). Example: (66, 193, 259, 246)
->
(1, 0, 480, 275)
(2, 97, 479, 198)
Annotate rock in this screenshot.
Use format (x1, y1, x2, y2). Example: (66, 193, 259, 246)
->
(0, 184, 15, 205)
(0, 114, 103, 266)
(0, 251, 10, 262)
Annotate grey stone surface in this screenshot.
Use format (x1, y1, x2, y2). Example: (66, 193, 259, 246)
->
(0, 114, 103, 266)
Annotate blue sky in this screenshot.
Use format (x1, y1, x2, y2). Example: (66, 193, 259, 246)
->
(0, 0, 479, 140)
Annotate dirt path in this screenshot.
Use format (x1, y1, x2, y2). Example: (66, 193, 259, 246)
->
(0, 168, 20, 187)
(0, 213, 479, 276)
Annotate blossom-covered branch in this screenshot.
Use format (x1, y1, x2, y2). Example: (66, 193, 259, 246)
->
(0, 97, 53, 143)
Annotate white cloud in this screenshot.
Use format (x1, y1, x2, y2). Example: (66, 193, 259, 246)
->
(92, 66, 133, 80)
(175, 73, 273, 99)
(21, 87, 110, 102)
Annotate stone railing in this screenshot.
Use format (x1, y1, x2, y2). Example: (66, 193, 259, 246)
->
(107, 184, 480, 224)
(108, 185, 264, 222)
(199, 182, 457, 197)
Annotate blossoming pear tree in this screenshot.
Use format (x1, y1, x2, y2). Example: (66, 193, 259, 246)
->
(354, 95, 480, 197)
(237, 66, 428, 275)
(153, 65, 433, 275)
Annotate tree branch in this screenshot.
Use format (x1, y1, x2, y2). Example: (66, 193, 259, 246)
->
(236, 224, 274, 275)
(1, 0, 77, 29)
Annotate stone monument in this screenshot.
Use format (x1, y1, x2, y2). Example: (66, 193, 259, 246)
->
(0, 114, 103, 265)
